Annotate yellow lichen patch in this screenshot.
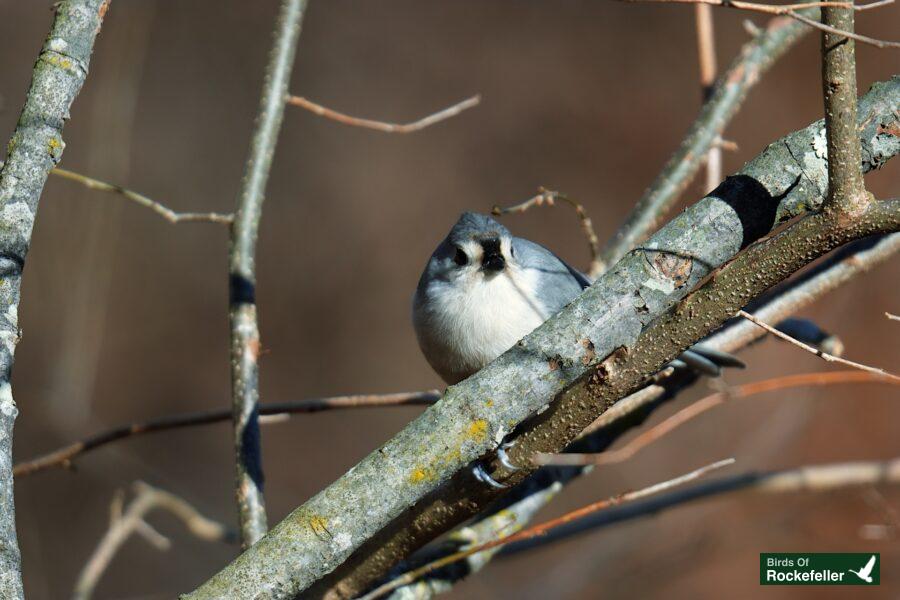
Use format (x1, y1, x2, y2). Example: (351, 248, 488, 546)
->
(43, 53, 74, 72)
(467, 419, 488, 441)
(409, 466, 435, 484)
(309, 515, 329, 537)
(484, 398, 494, 408)
(47, 137, 63, 159)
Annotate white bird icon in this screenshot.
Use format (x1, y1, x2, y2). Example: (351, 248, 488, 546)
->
(848, 555, 877, 583)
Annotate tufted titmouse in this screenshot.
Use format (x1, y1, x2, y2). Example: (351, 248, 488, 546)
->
(413, 212, 741, 387)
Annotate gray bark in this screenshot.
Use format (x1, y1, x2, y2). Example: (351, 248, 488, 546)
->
(0, 1, 109, 596)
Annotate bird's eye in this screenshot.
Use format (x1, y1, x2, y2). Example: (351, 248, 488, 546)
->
(453, 247, 468, 266)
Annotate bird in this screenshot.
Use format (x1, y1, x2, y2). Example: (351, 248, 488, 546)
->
(848, 555, 876, 583)
(412, 212, 742, 488)
(412, 211, 740, 385)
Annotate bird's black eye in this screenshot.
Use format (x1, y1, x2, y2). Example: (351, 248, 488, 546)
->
(453, 247, 468, 266)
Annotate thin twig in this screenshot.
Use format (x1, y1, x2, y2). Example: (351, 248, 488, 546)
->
(286, 95, 480, 133)
(13, 391, 439, 478)
(537, 370, 898, 466)
(50, 168, 233, 224)
(358, 459, 734, 600)
(72, 481, 234, 600)
(619, 0, 900, 48)
(228, 0, 308, 548)
(694, 4, 721, 191)
(887, 312, 900, 322)
(503, 457, 900, 555)
(738, 310, 899, 380)
(492, 188, 603, 278)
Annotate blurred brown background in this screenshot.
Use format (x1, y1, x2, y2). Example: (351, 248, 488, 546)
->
(1, 1, 898, 598)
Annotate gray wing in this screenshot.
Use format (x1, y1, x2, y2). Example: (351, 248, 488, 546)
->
(512, 237, 590, 315)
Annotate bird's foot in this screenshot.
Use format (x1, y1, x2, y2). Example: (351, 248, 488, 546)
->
(472, 441, 519, 488)
(497, 440, 519, 471)
(472, 463, 506, 488)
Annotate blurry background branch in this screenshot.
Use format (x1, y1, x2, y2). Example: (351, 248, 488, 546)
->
(227, 0, 307, 548)
(286, 94, 480, 133)
(13, 390, 441, 478)
(50, 167, 233, 224)
(72, 481, 234, 600)
(0, 1, 109, 596)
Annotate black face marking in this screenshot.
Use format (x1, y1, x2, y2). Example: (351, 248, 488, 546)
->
(480, 238, 501, 256)
(480, 238, 505, 272)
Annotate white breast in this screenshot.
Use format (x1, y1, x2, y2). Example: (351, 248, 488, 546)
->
(413, 267, 548, 384)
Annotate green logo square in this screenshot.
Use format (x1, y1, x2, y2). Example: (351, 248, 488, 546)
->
(760, 553, 880, 585)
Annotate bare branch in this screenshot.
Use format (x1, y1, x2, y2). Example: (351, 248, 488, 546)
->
(599, 11, 814, 267)
(537, 371, 898, 466)
(13, 391, 440, 478)
(73, 481, 234, 600)
(286, 95, 480, 133)
(0, 1, 110, 595)
(492, 188, 603, 278)
(361, 459, 735, 600)
(619, 0, 900, 48)
(228, 0, 308, 548)
(503, 457, 900, 555)
(887, 312, 900, 322)
(50, 167, 233, 224)
(738, 310, 899, 379)
(694, 4, 722, 191)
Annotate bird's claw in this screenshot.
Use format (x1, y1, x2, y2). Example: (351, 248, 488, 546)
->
(472, 463, 506, 488)
(497, 440, 519, 472)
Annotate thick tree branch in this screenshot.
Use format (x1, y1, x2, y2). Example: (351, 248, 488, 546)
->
(385, 231, 899, 599)
(599, 11, 815, 267)
(184, 77, 900, 599)
(228, 0, 307, 548)
(0, 1, 109, 596)
(821, 4, 867, 213)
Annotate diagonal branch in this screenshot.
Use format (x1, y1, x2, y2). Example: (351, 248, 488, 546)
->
(0, 1, 110, 596)
(228, 0, 308, 548)
(185, 77, 900, 599)
(599, 11, 815, 267)
(50, 167, 233, 224)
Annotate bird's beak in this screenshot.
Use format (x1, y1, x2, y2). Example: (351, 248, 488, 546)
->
(482, 250, 505, 273)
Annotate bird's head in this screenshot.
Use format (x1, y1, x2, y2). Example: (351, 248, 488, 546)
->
(429, 212, 515, 283)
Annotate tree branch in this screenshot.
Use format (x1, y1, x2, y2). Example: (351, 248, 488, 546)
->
(73, 481, 234, 600)
(184, 77, 900, 599)
(386, 231, 900, 599)
(0, 1, 109, 596)
(599, 11, 815, 267)
(228, 0, 307, 548)
(286, 95, 480, 133)
(50, 167, 233, 224)
(12, 391, 440, 478)
(502, 457, 900, 555)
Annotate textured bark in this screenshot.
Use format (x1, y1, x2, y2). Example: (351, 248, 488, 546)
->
(0, 1, 109, 596)
(184, 77, 900, 600)
(229, 0, 308, 548)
